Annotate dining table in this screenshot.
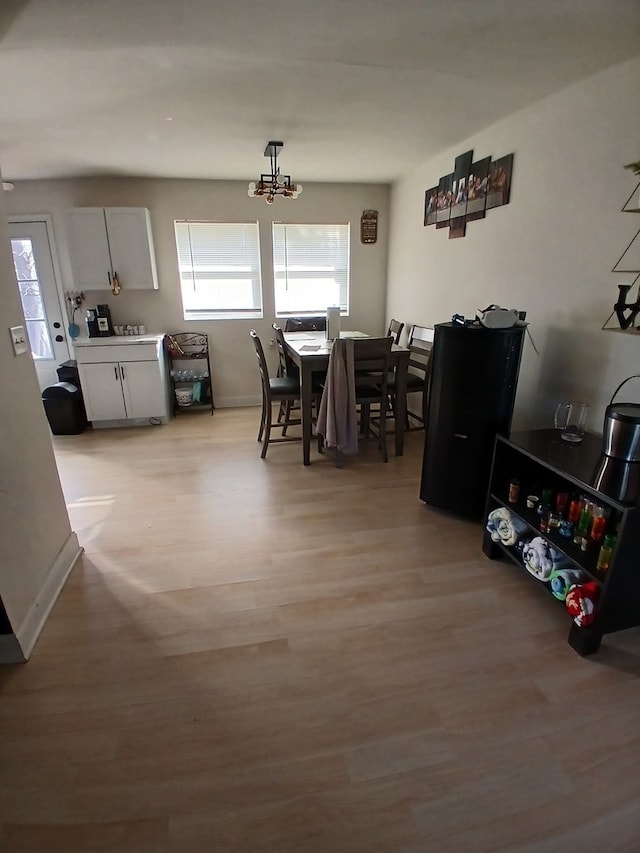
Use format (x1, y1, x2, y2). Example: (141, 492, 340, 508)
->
(284, 330, 410, 466)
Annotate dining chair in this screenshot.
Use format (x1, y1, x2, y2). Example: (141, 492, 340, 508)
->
(249, 329, 302, 458)
(284, 316, 327, 332)
(317, 336, 392, 466)
(272, 322, 302, 426)
(272, 323, 299, 380)
(386, 318, 405, 345)
(387, 324, 434, 430)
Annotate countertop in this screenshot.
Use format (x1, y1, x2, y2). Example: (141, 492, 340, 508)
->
(72, 334, 164, 346)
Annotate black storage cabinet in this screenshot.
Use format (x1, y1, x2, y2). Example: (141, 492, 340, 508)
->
(420, 322, 524, 519)
(42, 382, 87, 435)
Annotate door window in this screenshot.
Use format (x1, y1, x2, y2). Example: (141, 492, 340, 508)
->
(11, 237, 54, 359)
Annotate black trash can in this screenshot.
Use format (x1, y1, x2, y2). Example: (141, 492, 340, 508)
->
(57, 359, 80, 385)
(42, 382, 87, 435)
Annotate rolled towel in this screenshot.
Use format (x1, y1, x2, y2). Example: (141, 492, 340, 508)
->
(522, 536, 570, 581)
(486, 507, 528, 547)
(549, 567, 586, 601)
(565, 581, 600, 627)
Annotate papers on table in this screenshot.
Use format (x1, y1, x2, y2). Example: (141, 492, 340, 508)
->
(299, 344, 323, 351)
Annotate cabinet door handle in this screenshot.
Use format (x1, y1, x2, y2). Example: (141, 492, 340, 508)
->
(120, 365, 125, 381)
(114, 366, 118, 381)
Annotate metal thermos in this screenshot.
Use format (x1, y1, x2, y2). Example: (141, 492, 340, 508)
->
(592, 376, 640, 505)
(602, 375, 640, 462)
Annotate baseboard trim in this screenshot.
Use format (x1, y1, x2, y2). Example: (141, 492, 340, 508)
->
(15, 532, 83, 660)
(215, 396, 261, 408)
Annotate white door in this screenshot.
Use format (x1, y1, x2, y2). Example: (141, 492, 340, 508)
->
(120, 360, 165, 419)
(8, 219, 70, 390)
(78, 362, 127, 421)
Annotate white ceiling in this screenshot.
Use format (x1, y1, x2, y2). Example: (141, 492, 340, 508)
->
(1, 0, 639, 185)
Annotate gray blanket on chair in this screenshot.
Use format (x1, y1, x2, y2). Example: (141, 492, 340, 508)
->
(315, 338, 358, 455)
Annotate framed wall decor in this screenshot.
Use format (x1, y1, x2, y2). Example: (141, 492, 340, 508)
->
(360, 210, 378, 244)
(423, 149, 514, 237)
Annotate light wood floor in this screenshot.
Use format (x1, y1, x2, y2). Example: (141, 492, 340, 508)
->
(2, 408, 640, 852)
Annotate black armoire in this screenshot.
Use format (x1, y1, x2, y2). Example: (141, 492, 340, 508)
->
(420, 322, 524, 519)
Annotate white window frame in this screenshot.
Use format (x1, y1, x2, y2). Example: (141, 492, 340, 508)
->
(174, 220, 263, 321)
(272, 222, 350, 318)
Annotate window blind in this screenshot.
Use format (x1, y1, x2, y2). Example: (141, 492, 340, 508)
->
(174, 221, 262, 320)
(272, 223, 350, 316)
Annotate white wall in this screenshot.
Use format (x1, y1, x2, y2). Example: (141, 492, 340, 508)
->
(387, 57, 640, 434)
(5, 179, 391, 406)
(0, 169, 79, 659)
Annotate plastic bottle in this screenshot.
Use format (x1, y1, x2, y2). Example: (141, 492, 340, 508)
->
(590, 507, 607, 542)
(568, 497, 582, 524)
(596, 534, 616, 572)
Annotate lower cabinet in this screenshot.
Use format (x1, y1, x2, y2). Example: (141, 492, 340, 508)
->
(484, 429, 640, 655)
(75, 337, 169, 426)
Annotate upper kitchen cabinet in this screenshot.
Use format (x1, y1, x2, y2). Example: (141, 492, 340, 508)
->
(65, 207, 159, 291)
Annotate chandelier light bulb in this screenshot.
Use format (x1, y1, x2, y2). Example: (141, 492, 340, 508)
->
(265, 194, 275, 205)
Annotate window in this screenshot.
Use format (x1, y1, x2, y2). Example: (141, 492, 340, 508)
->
(10, 237, 54, 358)
(272, 223, 350, 317)
(174, 221, 262, 320)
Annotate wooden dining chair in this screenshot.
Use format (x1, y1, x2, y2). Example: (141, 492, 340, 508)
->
(249, 329, 302, 458)
(284, 316, 327, 332)
(272, 323, 299, 381)
(386, 318, 405, 345)
(387, 324, 434, 430)
(317, 336, 392, 466)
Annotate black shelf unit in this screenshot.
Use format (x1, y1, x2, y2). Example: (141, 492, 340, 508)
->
(483, 429, 640, 655)
(420, 322, 524, 518)
(166, 332, 214, 415)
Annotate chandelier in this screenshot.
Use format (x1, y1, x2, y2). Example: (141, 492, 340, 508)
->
(248, 141, 303, 204)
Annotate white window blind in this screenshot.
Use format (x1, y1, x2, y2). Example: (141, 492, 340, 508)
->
(174, 221, 263, 320)
(272, 223, 350, 317)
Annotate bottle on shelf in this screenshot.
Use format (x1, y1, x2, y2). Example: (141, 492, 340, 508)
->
(555, 491, 569, 516)
(596, 534, 616, 572)
(574, 499, 593, 546)
(590, 507, 607, 542)
(568, 496, 582, 524)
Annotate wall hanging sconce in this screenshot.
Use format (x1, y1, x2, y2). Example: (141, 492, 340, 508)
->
(248, 141, 303, 204)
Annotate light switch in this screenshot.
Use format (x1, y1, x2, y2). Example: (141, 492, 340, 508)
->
(10, 325, 28, 356)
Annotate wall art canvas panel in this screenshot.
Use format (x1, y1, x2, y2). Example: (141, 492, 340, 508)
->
(423, 150, 514, 236)
(486, 154, 514, 210)
(424, 186, 439, 226)
(466, 156, 491, 222)
(435, 173, 453, 229)
(448, 151, 472, 239)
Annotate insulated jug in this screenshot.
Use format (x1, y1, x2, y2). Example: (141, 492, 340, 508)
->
(554, 401, 589, 443)
(602, 375, 640, 462)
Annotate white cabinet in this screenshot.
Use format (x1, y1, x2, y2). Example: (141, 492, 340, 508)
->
(65, 207, 159, 291)
(75, 337, 169, 426)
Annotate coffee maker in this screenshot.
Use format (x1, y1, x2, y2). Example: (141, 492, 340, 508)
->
(86, 304, 114, 338)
